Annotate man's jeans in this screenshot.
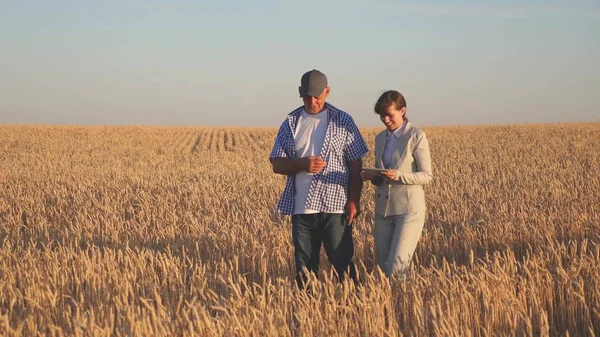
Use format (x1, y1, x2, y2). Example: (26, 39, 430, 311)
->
(291, 213, 357, 287)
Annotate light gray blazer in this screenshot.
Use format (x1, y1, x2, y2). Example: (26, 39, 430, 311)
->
(372, 122, 433, 217)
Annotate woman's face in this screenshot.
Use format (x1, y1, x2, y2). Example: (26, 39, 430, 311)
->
(379, 105, 406, 131)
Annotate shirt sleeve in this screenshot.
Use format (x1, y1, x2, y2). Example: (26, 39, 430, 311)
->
(344, 117, 369, 163)
(269, 121, 290, 161)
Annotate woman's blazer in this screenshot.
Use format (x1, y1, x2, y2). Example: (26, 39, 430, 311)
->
(372, 122, 433, 217)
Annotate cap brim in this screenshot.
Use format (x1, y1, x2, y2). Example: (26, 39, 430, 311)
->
(299, 87, 325, 98)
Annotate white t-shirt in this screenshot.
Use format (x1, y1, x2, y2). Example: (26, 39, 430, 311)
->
(293, 109, 332, 215)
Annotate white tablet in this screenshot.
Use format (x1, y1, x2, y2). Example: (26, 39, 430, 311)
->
(362, 167, 388, 174)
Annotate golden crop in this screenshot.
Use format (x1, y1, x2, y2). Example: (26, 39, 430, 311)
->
(0, 123, 598, 336)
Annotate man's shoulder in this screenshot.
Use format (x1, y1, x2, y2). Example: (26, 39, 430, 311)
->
(326, 103, 356, 125)
(276, 119, 288, 131)
(326, 103, 348, 117)
(276, 106, 303, 131)
(288, 106, 304, 117)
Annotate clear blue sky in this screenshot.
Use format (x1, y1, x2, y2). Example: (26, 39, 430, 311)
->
(1, 0, 599, 127)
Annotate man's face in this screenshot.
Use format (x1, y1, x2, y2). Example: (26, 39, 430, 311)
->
(301, 87, 330, 114)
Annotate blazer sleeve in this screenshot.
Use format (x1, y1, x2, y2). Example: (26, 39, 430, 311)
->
(395, 131, 433, 185)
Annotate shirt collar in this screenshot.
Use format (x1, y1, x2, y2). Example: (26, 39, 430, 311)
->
(288, 102, 338, 133)
(301, 108, 328, 118)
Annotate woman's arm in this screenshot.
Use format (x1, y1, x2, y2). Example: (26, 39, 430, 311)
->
(395, 132, 433, 185)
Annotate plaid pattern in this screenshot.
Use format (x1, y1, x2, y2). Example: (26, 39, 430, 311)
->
(270, 103, 368, 215)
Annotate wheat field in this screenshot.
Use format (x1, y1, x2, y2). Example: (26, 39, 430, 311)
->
(0, 123, 598, 336)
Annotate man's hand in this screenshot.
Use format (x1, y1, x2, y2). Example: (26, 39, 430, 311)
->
(302, 156, 327, 174)
(380, 169, 398, 180)
(345, 200, 360, 225)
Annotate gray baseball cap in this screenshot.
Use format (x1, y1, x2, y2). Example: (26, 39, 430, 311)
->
(299, 69, 328, 97)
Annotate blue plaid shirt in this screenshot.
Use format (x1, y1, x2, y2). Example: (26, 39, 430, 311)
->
(269, 103, 368, 215)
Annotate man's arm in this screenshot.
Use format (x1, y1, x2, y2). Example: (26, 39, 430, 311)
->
(342, 115, 369, 224)
(271, 157, 305, 175)
(348, 159, 363, 204)
(271, 156, 326, 176)
(346, 158, 363, 224)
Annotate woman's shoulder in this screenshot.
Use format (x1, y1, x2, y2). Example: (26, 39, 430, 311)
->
(406, 122, 426, 138)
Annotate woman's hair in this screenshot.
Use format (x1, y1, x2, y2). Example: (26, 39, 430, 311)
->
(374, 90, 408, 121)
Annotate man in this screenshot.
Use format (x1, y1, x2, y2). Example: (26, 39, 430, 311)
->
(269, 69, 368, 287)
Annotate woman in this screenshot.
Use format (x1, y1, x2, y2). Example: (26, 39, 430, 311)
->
(361, 90, 433, 278)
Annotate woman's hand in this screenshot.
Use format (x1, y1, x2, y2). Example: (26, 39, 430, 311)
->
(380, 169, 398, 180)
